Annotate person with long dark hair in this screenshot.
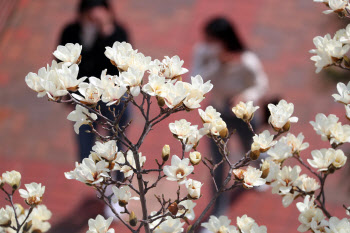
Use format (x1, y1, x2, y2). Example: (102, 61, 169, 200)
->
(192, 17, 269, 216)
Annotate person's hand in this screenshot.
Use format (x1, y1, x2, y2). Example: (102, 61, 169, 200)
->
(89, 7, 114, 37)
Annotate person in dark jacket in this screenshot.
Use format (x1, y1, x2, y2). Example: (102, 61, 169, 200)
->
(59, 0, 130, 162)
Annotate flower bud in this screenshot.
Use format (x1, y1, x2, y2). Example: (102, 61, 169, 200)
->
(232, 169, 246, 180)
(168, 202, 178, 215)
(129, 211, 138, 227)
(219, 127, 229, 138)
(186, 179, 203, 199)
(189, 151, 201, 165)
(157, 96, 165, 107)
(249, 150, 260, 161)
(162, 145, 170, 162)
(23, 220, 32, 233)
(282, 121, 291, 132)
(2, 171, 21, 190)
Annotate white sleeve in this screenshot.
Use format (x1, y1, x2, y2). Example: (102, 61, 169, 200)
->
(240, 51, 269, 103)
(191, 43, 220, 81)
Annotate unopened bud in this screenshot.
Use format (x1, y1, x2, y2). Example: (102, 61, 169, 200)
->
(129, 211, 138, 227)
(157, 96, 165, 107)
(23, 220, 32, 233)
(118, 200, 128, 207)
(261, 167, 270, 179)
(162, 145, 170, 162)
(249, 150, 260, 161)
(189, 151, 201, 165)
(282, 121, 291, 132)
(168, 202, 178, 215)
(219, 127, 229, 138)
(232, 169, 246, 180)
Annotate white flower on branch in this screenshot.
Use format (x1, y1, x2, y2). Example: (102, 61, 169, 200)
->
(67, 105, 97, 134)
(72, 82, 102, 106)
(87, 215, 115, 233)
(237, 214, 267, 233)
(267, 141, 293, 163)
(19, 182, 45, 206)
(25, 69, 49, 98)
(0, 207, 12, 227)
(232, 101, 259, 123)
(260, 157, 281, 183)
(323, 0, 350, 14)
(325, 217, 350, 232)
(91, 140, 118, 162)
(163, 155, 194, 184)
(153, 216, 185, 233)
(142, 74, 166, 96)
(189, 151, 201, 165)
(243, 166, 266, 189)
(116, 150, 146, 178)
(198, 106, 221, 123)
(150, 55, 188, 80)
(310, 34, 350, 73)
(182, 75, 213, 110)
(271, 165, 302, 200)
(201, 215, 239, 233)
(279, 133, 309, 155)
(119, 67, 144, 96)
(104, 41, 137, 71)
(111, 186, 139, 207)
(329, 122, 350, 145)
(310, 113, 339, 141)
(298, 175, 321, 193)
(29, 205, 52, 233)
(53, 43, 82, 65)
(177, 200, 196, 221)
(2, 170, 21, 189)
(64, 157, 109, 185)
(160, 82, 188, 108)
(186, 179, 203, 199)
(296, 195, 327, 233)
(252, 130, 276, 153)
(204, 119, 228, 137)
(308, 148, 346, 172)
(268, 99, 298, 131)
(332, 81, 350, 104)
(336, 24, 350, 44)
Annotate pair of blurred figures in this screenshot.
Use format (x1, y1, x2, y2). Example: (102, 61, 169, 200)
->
(59, 0, 268, 220)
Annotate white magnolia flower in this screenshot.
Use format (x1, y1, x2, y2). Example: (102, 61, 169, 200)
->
(25, 68, 49, 97)
(0, 207, 12, 226)
(252, 130, 276, 152)
(198, 106, 221, 123)
(296, 195, 326, 233)
(182, 84, 205, 109)
(160, 82, 188, 108)
(243, 166, 266, 189)
(72, 82, 102, 105)
(307, 148, 345, 171)
(142, 74, 166, 96)
(87, 215, 114, 233)
(337, 24, 350, 44)
(298, 175, 320, 194)
(163, 155, 194, 184)
(310, 113, 339, 141)
(119, 67, 144, 96)
(184, 127, 208, 152)
(53, 43, 82, 64)
(2, 170, 21, 189)
(111, 186, 139, 206)
(159, 55, 189, 80)
(237, 215, 267, 233)
(91, 140, 118, 161)
(201, 215, 239, 233)
(67, 105, 98, 134)
(189, 151, 201, 165)
(267, 141, 293, 163)
(268, 99, 298, 131)
(153, 216, 184, 233)
(89, 69, 116, 90)
(105, 41, 137, 71)
(186, 179, 203, 199)
(310, 34, 350, 73)
(323, 0, 350, 14)
(64, 157, 110, 184)
(271, 165, 302, 196)
(116, 150, 146, 178)
(177, 200, 196, 220)
(19, 182, 45, 205)
(329, 122, 350, 145)
(190, 75, 213, 95)
(204, 118, 228, 136)
(29, 205, 52, 233)
(260, 157, 281, 183)
(325, 217, 350, 233)
(232, 101, 259, 122)
(333, 82, 350, 104)
(169, 119, 195, 140)
(279, 133, 309, 154)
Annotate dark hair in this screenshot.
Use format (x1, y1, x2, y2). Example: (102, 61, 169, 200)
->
(204, 17, 246, 52)
(78, 0, 110, 13)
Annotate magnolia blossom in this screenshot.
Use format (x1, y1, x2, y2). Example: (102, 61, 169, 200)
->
(279, 133, 309, 154)
(153, 216, 184, 233)
(267, 141, 293, 163)
(160, 82, 188, 108)
(186, 179, 203, 199)
(116, 150, 146, 178)
(325, 217, 350, 232)
(201, 215, 239, 233)
(336, 24, 350, 44)
(104, 41, 137, 71)
(163, 155, 194, 184)
(252, 130, 276, 152)
(142, 74, 166, 96)
(28, 205, 52, 233)
(329, 122, 350, 145)
(310, 34, 350, 73)
(19, 182, 45, 205)
(111, 186, 139, 206)
(87, 215, 115, 233)
(72, 82, 102, 105)
(237, 215, 267, 233)
(177, 200, 196, 220)
(260, 157, 280, 183)
(268, 99, 298, 131)
(0, 207, 12, 226)
(204, 118, 228, 137)
(182, 75, 213, 109)
(271, 165, 302, 196)
(323, 0, 350, 14)
(198, 106, 221, 123)
(119, 68, 144, 96)
(298, 175, 320, 194)
(242, 166, 266, 189)
(2, 170, 21, 189)
(64, 157, 109, 184)
(310, 113, 339, 141)
(232, 101, 259, 122)
(296, 196, 327, 232)
(53, 43, 82, 64)
(151, 55, 188, 80)
(307, 148, 346, 171)
(91, 140, 118, 161)
(333, 81, 350, 104)
(67, 105, 98, 134)
(189, 151, 201, 165)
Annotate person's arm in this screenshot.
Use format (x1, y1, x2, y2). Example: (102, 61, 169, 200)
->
(239, 51, 269, 103)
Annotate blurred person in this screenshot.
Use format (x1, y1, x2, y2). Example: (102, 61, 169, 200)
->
(192, 17, 268, 216)
(57, 0, 129, 223)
